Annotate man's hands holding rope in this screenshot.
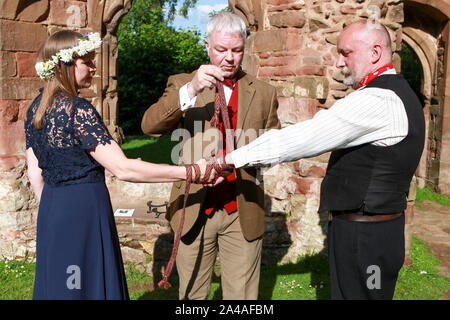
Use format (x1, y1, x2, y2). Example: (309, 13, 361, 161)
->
(189, 155, 235, 186)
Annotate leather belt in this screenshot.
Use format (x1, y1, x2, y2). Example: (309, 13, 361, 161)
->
(329, 211, 403, 222)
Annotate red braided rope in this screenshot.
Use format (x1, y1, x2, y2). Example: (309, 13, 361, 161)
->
(158, 80, 235, 290)
(157, 163, 221, 289)
(158, 165, 193, 289)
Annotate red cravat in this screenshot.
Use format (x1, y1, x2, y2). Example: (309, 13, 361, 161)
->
(223, 78, 234, 88)
(204, 81, 239, 215)
(358, 64, 394, 88)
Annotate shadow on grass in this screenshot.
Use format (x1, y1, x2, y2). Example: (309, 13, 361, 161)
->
(133, 252, 330, 300)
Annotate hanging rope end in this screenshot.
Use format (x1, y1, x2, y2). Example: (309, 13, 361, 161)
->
(158, 279, 172, 290)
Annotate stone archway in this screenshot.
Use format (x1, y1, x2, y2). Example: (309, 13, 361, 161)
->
(403, 0, 450, 196)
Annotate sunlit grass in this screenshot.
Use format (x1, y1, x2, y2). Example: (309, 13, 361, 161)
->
(415, 186, 450, 208)
(121, 135, 178, 164)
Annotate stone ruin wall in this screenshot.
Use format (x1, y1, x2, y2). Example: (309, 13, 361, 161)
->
(1, 0, 449, 272)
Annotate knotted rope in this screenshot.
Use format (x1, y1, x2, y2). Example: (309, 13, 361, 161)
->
(157, 161, 231, 290)
(158, 80, 235, 289)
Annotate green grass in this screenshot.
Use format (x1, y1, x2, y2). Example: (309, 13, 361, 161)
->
(395, 237, 450, 300)
(121, 135, 178, 164)
(0, 259, 35, 300)
(2, 236, 446, 300)
(415, 186, 450, 207)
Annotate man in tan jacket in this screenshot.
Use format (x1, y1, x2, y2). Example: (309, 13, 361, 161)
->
(141, 12, 279, 300)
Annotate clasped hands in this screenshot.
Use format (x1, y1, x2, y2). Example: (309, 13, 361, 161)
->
(191, 154, 234, 186)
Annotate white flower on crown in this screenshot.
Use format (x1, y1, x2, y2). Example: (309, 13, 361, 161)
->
(58, 49, 74, 63)
(35, 32, 102, 80)
(75, 45, 88, 57)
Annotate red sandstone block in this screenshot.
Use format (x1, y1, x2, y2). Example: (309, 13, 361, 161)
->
(299, 48, 321, 57)
(0, 20, 48, 52)
(405, 202, 415, 224)
(303, 56, 322, 65)
(17, 0, 49, 22)
(269, 11, 306, 28)
(0, 51, 17, 77)
(16, 52, 38, 78)
(0, 120, 25, 156)
(277, 97, 319, 124)
(268, 2, 305, 12)
(257, 67, 275, 79)
(294, 160, 327, 178)
(286, 32, 303, 52)
(0, 78, 43, 100)
(258, 52, 271, 59)
(0, 0, 20, 19)
(294, 65, 325, 76)
(19, 100, 32, 121)
(290, 176, 314, 195)
(49, 0, 87, 27)
(0, 155, 24, 171)
(340, 5, 357, 15)
(267, 0, 297, 6)
(0, 100, 20, 123)
(280, 97, 318, 117)
(259, 55, 293, 67)
(253, 30, 286, 53)
(323, 53, 335, 66)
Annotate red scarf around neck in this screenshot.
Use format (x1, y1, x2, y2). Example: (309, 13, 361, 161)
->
(358, 64, 394, 88)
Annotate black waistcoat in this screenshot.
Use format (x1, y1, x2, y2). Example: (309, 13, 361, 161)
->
(318, 74, 425, 214)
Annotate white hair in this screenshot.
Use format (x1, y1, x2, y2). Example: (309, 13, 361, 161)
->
(206, 12, 247, 43)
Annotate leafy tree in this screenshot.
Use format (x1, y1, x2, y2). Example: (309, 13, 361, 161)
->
(400, 42, 425, 106)
(208, 5, 232, 18)
(117, 0, 208, 135)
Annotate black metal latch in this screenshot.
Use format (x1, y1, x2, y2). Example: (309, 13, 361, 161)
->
(147, 201, 168, 218)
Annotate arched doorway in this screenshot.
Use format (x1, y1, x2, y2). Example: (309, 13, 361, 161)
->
(403, 0, 450, 196)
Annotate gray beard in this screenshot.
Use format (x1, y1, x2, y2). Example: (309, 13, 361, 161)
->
(342, 67, 359, 89)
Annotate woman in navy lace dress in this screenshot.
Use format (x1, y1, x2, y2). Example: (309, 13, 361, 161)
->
(25, 30, 218, 300)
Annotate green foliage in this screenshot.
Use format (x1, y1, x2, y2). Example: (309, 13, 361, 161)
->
(127, 0, 197, 22)
(400, 42, 425, 106)
(208, 5, 232, 18)
(117, 1, 208, 135)
(415, 186, 450, 206)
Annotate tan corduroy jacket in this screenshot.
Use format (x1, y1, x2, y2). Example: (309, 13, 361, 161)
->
(141, 69, 280, 241)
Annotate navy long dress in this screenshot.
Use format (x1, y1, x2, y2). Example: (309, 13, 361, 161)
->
(25, 90, 129, 300)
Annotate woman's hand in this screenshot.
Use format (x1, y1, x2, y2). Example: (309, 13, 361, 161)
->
(194, 158, 221, 186)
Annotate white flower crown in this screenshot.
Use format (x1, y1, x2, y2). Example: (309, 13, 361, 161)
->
(35, 32, 102, 80)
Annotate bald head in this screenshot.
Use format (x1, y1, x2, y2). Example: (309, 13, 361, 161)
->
(342, 20, 392, 61)
(336, 20, 393, 88)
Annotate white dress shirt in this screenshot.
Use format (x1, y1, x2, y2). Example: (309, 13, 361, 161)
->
(179, 82, 234, 111)
(231, 69, 409, 168)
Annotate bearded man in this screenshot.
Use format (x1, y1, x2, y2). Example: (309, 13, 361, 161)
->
(224, 20, 425, 300)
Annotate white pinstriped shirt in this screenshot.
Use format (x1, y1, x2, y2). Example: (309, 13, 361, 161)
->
(231, 69, 410, 168)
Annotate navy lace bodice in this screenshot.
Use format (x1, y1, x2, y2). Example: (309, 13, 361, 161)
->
(25, 90, 113, 186)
